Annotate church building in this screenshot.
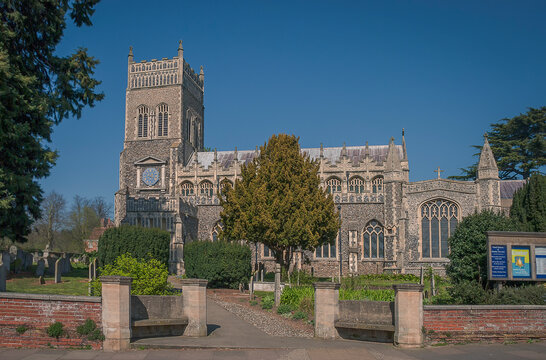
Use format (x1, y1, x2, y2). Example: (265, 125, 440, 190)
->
(114, 43, 524, 275)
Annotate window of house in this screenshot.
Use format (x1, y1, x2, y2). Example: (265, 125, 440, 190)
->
(137, 106, 149, 138)
(315, 236, 337, 258)
(200, 181, 213, 197)
(326, 177, 342, 194)
(181, 182, 194, 196)
(372, 176, 383, 193)
(421, 199, 459, 258)
(349, 177, 365, 193)
(363, 220, 384, 258)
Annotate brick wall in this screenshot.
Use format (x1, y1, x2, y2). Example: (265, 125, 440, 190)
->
(423, 305, 546, 343)
(0, 293, 102, 349)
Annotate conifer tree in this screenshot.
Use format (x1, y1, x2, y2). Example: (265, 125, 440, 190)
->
(510, 174, 546, 232)
(220, 134, 339, 272)
(0, 0, 103, 241)
(450, 107, 545, 180)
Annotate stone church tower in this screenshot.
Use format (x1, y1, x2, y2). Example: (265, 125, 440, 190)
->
(115, 42, 205, 273)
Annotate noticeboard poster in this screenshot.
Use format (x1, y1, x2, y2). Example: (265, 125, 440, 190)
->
(490, 245, 508, 278)
(511, 246, 531, 278)
(536, 246, 546, 279)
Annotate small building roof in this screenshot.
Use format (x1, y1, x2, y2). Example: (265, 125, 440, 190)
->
(500, 179, 526, 199)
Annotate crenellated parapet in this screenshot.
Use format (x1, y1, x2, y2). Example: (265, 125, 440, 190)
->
(128, 58, 181, 89)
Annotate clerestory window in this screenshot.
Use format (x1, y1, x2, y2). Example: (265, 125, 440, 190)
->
(326, 177, 342, 194)
(137, 106, 149, 138)
(180, 181, 194, 196)
(199, 181, 213, 197)
(349, 176, 365, 193)
(372, 176, 383, 193)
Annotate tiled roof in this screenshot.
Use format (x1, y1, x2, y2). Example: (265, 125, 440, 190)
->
(190, 145, 403, 170)
(500, 180, 526, 199)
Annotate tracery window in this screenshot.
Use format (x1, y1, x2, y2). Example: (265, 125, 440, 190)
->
(363, 220, 384, 258)
(349, 176, 365, 193)
(157, 104, 168, 137)
(315, 235, 337, 259)
(180, 182, 194, 196)
(326, 177, 342, 194)
(211, 223, 223, 242)
(372, 176, 383, 193)
(137, 106, 149, 138)
(199, 181, 213, 197)
(421, 199, 459, 258)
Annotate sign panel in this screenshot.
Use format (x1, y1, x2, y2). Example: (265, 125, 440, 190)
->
(490, 245, 508, 278)
(511, 246, 531, 278)
(536, 246, 546, 279)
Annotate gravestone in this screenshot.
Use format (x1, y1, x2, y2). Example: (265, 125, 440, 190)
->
(46, 255, 57, 275)
(1, 252, 11, 273)
(92, 258, 97, 279)
(24, 252, 33, 270)
(39, 276, 45, 285)
(61, 253, 71, 274)
(54, 258, 62, 284)
(9, 245, 17, 259)
(0, 263, 5, 292)
(35, 258, 45, 277)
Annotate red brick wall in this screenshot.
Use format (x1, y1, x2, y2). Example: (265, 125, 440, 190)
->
(0, 293, 102, 349)
(424, 305, 546, 343)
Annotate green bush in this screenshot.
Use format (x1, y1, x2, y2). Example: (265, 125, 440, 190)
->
(276, 304, 294, 314)
(440, 281, 546, 305)
(292, 311, 307, 320)
(98, 225, 170, 266)
(491, 285, 545, 305)
(76, 319, 96, 336)
(91, 254, 173, 295)
(339, 288, 395, 301)
(184, 240, 251, 289)
(447, 280, 489, 305)
(15, 325, 28, 334)
(280, 286, 314, 309)
(261, 295, 274, 309)
(47, 322, 64, 339)
(447, 210, 520, 286)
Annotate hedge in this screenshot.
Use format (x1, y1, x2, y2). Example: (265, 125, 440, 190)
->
(184, 240, 251, 289)
(98, 225, 170, 266)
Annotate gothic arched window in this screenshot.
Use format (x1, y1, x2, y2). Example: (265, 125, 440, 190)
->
(372, 176, 383, 193)
(157, 104, 168, 137)
(180, 181, 194, 196)
(326, 177, 342, 194)
(421, 199, 459, 258)
(137, 106, 149, 138)
(349, 176, 365, 193)
(211, 223, 223, 242)
(363, 220, 384, 258)
(200, 181, 213, 197)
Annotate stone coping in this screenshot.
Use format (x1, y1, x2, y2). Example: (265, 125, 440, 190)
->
(180, 278, 208, 287)
(0, 292, 101, 303)
(313, 282, 340, 290)
(424, 304, 546, 310)
(393, 283, 424, 292)
(101, 275, 133, 285)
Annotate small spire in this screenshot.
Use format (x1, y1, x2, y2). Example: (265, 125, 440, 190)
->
(477, 133, 498, 178)
(214, 148, 217, 162)
(320, 143, 324, 157)
(128, 46, 134, 64)
(199, 65, 204, 82)
(178, 40, 183, 58)
(385, 137, 402, 172)
(365, 141, 370, 158)
(234, 146, 238, 160)
(341, 142, 347, 158)
(401, 128, 407, 161)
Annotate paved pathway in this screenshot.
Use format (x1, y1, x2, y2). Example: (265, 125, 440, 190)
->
(1, 298, 544, 359)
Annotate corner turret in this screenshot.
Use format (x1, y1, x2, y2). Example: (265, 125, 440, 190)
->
(477, 134, 501, 211)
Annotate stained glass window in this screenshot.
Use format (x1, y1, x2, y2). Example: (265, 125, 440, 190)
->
(315, 235, 337, 258)
(137, 106, 149, 138)
(362, 220, 384, 258)
(326, 177, 342, 194)
(372, 176, 383, 193)
(421, 199, 459, 258)
(349, 177, 365, 193)
(200, 181, 213, 197)
(181, 182, 194, 196)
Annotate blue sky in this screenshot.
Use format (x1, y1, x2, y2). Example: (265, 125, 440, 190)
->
(42, 0, 546, 211)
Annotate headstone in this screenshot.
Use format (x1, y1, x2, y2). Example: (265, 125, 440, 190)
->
(61, 253, 71, 274)
(24, 252, 33, 270)
(46, 255, 57, 275)
(9, 245, 17, 259)
(54, 258, 61, 284)
(35, 258, 45, 277)
(260, 268, 264, 282)
(39, 276, 45, 285)
(1, 252, 11, 273)
(43, 244, 50, 258)
(0, 263, 6, 292)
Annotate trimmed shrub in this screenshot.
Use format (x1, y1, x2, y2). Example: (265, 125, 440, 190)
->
(184, 240, 251, 289)
(261, 295, 274, 309)
(98, 225, 170, 266)
(91, 253, 173, 295)
(47, 322, 64, 339)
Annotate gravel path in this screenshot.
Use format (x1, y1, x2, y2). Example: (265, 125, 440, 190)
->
(210, 297, 313, 338)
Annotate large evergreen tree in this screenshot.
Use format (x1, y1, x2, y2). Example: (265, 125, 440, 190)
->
(0, 0, 103, 241)
(510, 174, 546, 232)
(450, 107, 545, 180)
(220, 134, 339, 272)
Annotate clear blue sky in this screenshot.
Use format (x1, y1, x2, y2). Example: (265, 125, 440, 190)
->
(42, 0, 546, 211)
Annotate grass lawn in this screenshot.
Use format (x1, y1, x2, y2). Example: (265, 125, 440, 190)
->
(5, 263, 91, 296)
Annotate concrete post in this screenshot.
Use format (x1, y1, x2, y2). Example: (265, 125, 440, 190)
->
(54, 258, 61, 284)
(101, 276, 132, 351)
(393, 283, 424, 348)
(313, 282, 340, 339)
(181, 279, 208, 337)
(274, 263, 281, 306)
